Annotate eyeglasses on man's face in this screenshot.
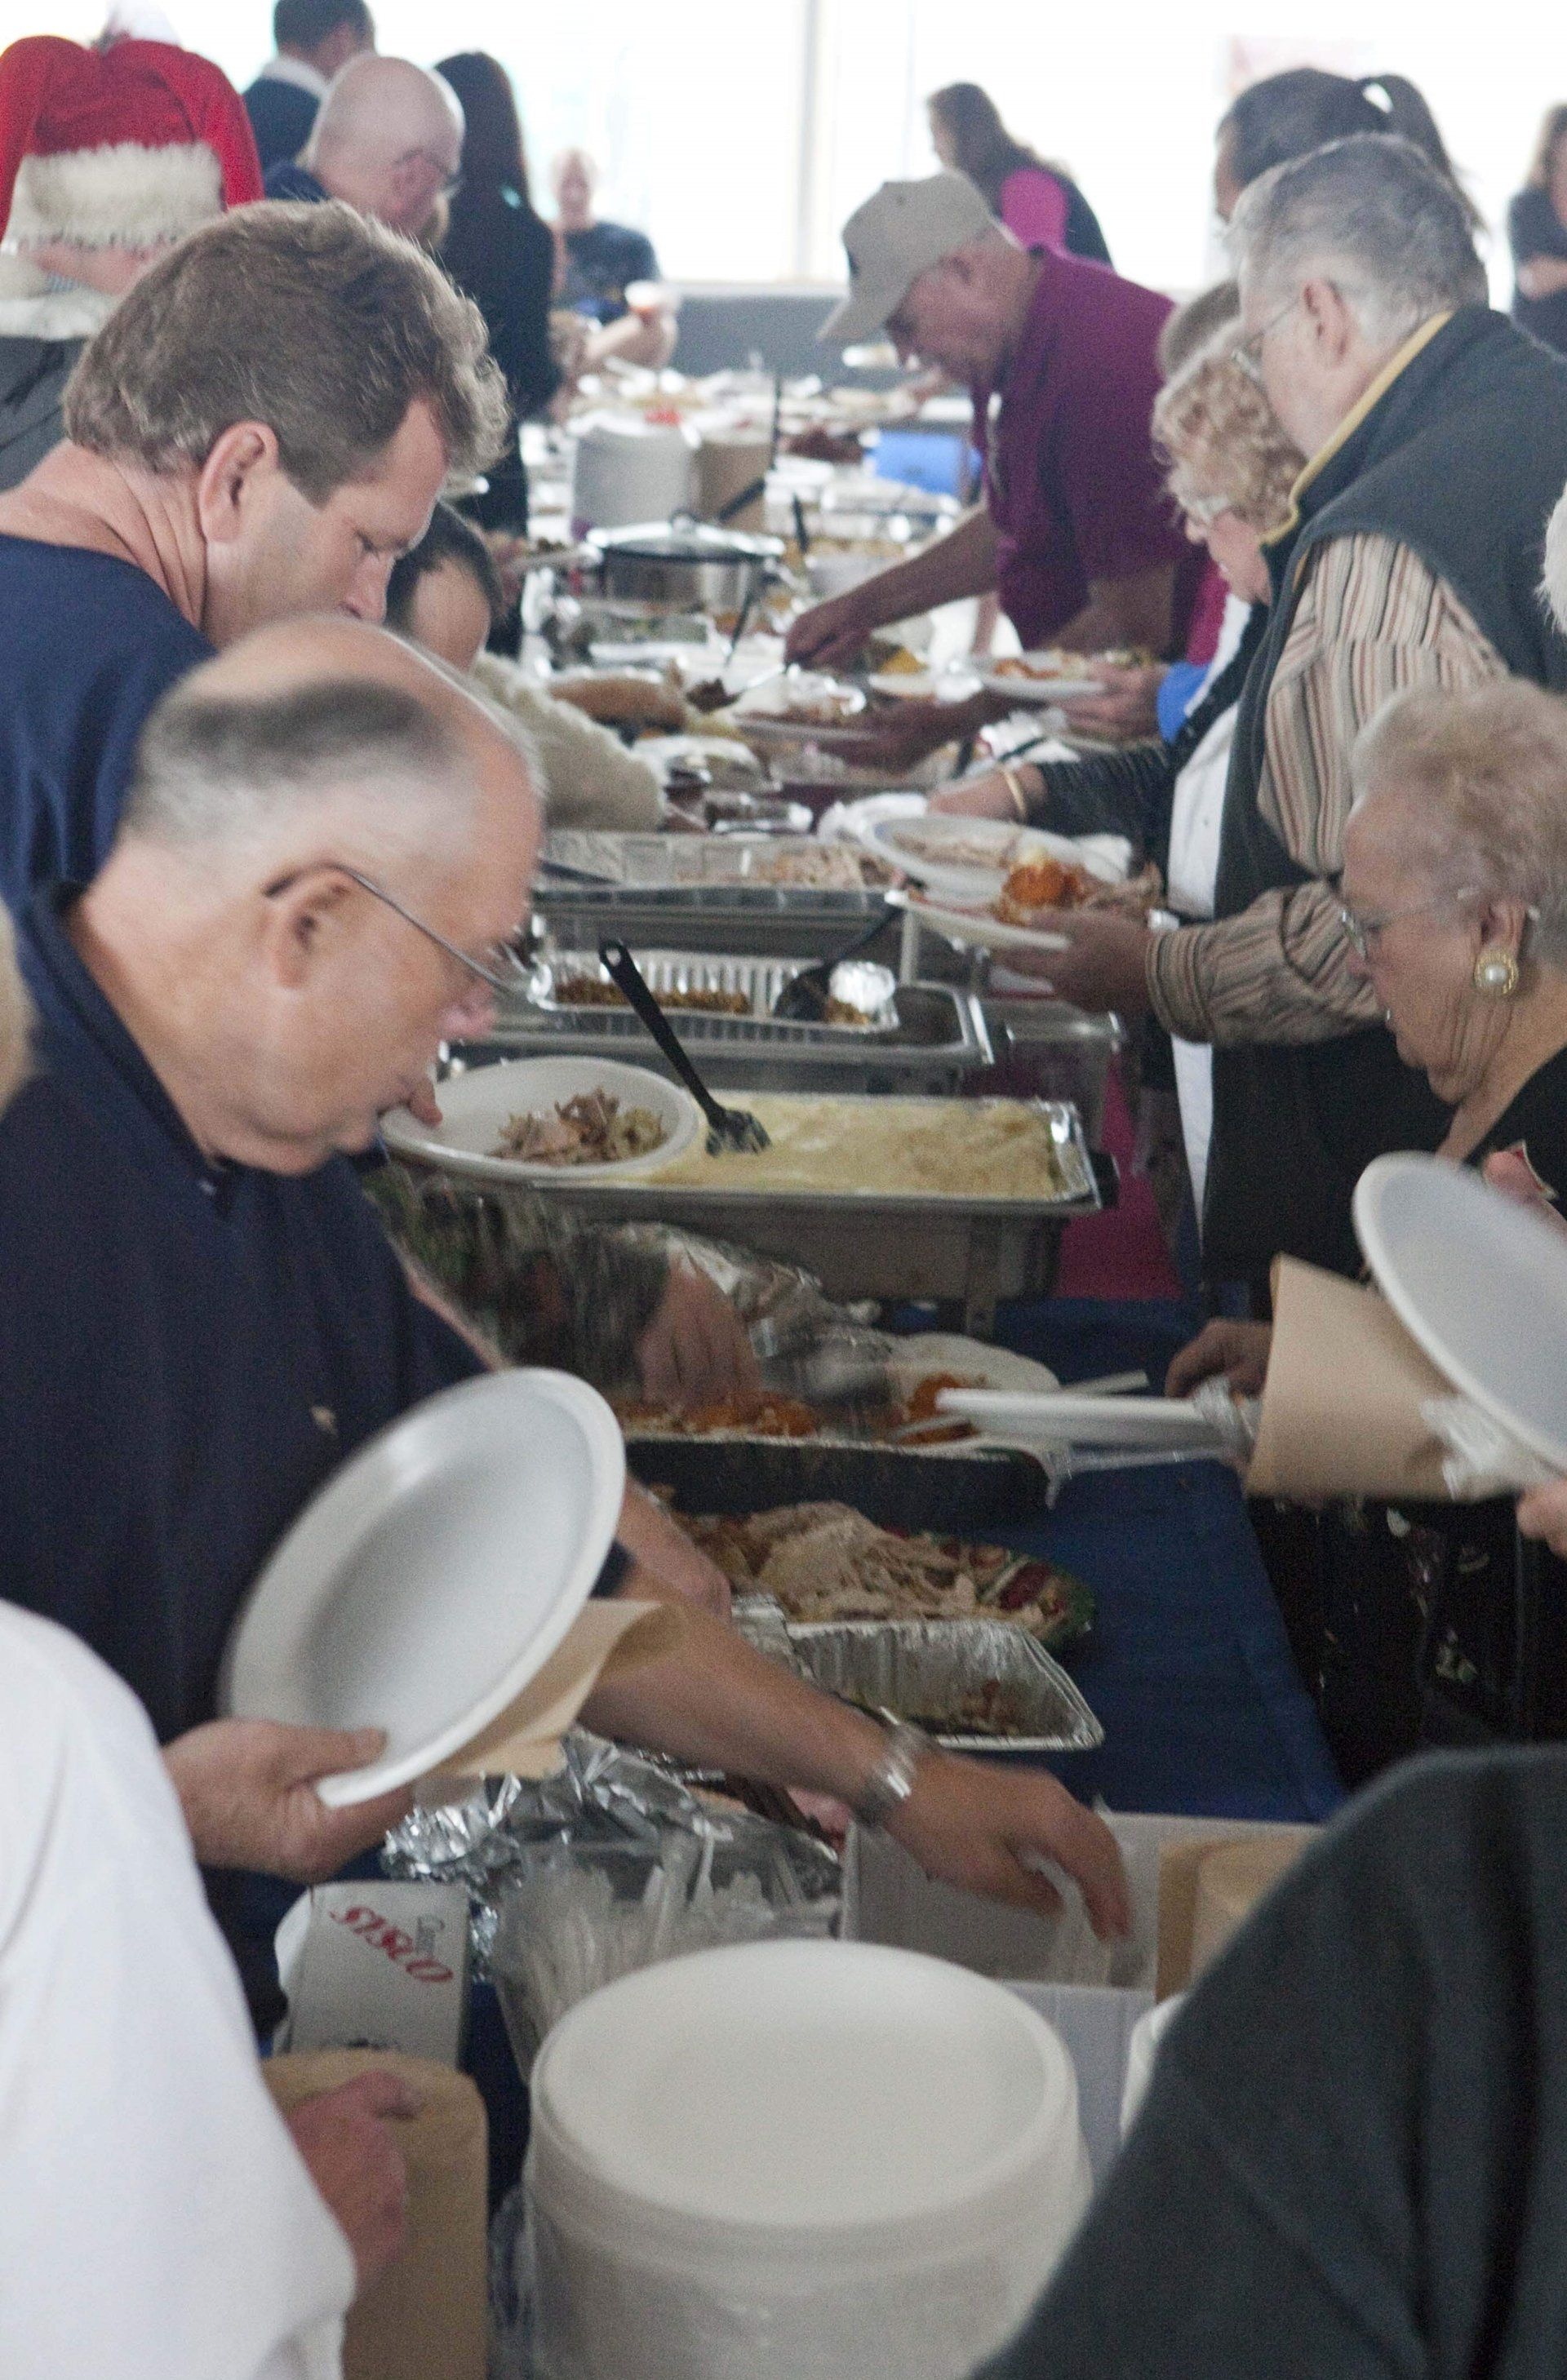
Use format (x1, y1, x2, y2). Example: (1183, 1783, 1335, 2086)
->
(1232, 292, 1299, 384)
(265, 864, 527, 995)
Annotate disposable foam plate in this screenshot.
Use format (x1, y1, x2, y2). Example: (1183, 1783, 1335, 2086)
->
(976, 661, 1104, 705)
(859, 816, 1126, 906)
(1354, 1151, 1567, 1472)
(221, 1370, 625, 1803)
(380, 1053, 702, 1186)
(938, 1389, 1232, 1452)
(892, 889, 1071, 956)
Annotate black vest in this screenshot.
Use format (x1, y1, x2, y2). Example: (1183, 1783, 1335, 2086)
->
(1205, 308, 1567, 1283)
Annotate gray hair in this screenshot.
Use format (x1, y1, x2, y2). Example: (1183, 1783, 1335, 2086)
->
(1541, 481, 1567, 638)
(1231, 133, 1487, 349)
(121, 677, 477, 861)
(1351, 680, 1567, 968)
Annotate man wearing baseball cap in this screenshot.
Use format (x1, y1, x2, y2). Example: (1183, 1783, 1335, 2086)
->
(788, 171, 1203, 673)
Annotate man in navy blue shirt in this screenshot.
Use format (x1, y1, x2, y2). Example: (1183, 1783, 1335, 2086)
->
(244, 0, 375, 172)
(0, 616, 1130, 1938)
(0, 194, 505, 913)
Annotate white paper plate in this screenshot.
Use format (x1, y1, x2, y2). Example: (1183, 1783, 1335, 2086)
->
(892, 889, 1070, 956)
(221, 1371, 626, 1803)
(1354, 1152, 1567, 1471)
(937, 1389, 1230, 1453)
(732, 671, 866, 724)
(860, 818, 1125, 906)
(976, 659, 1104, 706)
(381, 1056, 702, 1186)
(867, 667, 983, 703)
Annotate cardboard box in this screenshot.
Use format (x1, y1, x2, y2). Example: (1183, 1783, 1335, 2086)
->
(845, 1812, 1317, 2183)
(278, 1881, 472, 2067)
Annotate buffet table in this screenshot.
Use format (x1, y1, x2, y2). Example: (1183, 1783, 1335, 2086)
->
(982, 1296, 1343, 1825)
(455, 1295, 1340, 2204)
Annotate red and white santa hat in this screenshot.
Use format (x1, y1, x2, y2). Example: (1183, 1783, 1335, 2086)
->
(0, 35, 263, 339)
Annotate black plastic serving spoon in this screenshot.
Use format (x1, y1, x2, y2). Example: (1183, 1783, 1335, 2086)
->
(769, 906, 894, 1022)
(597, 940, 770, 1155)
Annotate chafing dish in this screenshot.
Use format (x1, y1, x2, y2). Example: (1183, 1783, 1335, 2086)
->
(535, 831, 897, 960)
(416, 1084, 1106, 1332)
(525, 949, 899, 1036)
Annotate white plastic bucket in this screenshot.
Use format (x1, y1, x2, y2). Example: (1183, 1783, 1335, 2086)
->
(570, 414, 694, 534)
(525, 1938, 1090, 2380)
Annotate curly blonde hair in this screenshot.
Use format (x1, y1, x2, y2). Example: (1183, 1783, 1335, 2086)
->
(1152, 343, 1303, 533)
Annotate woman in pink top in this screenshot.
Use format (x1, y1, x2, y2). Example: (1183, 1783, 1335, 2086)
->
(928, 82, 1112, 265)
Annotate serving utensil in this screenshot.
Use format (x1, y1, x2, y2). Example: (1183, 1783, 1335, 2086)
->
(597, 939, 770, 1155)
(769, 909, 893, 1021)
(537, 853, 616, 886)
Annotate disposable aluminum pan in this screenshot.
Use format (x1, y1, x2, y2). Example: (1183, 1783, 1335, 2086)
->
(750, 1614, 1103, 1754)
(535, 892, 896, 964)
(526, 949, 899, 1038)
(468, 985, 993, 1096)
(536, 832, 894, 922)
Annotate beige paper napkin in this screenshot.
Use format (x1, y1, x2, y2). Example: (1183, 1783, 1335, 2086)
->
(421, 1599, 688, 1788)
(1245, 1256, 1458, 1503)
(264, 2050, 487, 2380)
(1156, 1828, 1317, 1998)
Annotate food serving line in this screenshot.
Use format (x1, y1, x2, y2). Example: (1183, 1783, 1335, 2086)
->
(211, 376, 1347, 2379)
(394, 368, 1345, 1813)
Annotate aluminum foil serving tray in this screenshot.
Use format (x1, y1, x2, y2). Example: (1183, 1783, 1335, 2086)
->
(625, 1432, 1050, 1534)
(538, 831, 893, 918)
(734, 1603, 1103, 1755)
(465, 984, 993, 1097)
(524, 948, 899, 1038)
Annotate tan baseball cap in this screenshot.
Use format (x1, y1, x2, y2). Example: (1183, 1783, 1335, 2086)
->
(820, 171, 996, 346)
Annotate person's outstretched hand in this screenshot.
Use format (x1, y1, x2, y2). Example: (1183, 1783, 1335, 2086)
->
(1484, 1150, 1567, 1554)
(636, 1259, 759, 1410)
(1053, 661, 1167, 743)
(1001, 909, 1153, 1017)
(1165, 1319, 1273, 1400)
(286, 2071, 420, 2289)
(164, 1720, 414, 1881)
(887, 1754, 1130, 1941)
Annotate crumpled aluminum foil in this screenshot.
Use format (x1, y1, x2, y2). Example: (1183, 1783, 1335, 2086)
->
(382, 1729, 840, 1977)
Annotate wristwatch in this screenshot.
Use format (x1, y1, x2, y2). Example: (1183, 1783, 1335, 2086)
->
(850, 1718, 930, 1829)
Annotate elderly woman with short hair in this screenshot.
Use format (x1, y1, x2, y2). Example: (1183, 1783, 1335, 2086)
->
(1174, 676, 1567, 1762)
(934, 313, 1302, 1212)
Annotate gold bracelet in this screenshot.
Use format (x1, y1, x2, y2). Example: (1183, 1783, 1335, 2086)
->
(998, 762, 1032, 822)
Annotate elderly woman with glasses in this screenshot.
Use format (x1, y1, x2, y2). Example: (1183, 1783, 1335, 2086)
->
(1173, 676, 1567, 1769)
(932, 304, 1303, 1217)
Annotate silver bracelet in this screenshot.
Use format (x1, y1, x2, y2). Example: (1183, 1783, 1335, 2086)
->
(850, 1718, 930, 1829)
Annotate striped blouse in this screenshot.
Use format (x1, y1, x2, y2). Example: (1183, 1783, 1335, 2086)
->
(1145, 532, 1504, 1047)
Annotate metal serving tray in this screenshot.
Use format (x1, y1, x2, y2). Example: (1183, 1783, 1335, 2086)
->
(420, 1085, 1103, 1331)
(734, 1607, 1103, 1755)
(526, 948, 899, 1037)
(537, 831, 897, 960)
(464, 983, 994, 1097)
(625, 1433, 1051, 1533)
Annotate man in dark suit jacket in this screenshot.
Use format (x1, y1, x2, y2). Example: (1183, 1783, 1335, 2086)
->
(243, 0, 374, 171)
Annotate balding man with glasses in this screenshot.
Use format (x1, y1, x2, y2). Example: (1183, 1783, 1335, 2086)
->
(0, 618, 1130, 2014)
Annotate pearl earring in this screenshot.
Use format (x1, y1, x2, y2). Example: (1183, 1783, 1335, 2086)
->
(1473, 946, 1520, 999)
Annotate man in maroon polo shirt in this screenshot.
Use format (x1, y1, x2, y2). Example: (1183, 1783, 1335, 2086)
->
(788, 173, 1203, 670)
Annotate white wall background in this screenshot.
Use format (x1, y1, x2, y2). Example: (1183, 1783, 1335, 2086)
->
(0, 0, 1558, 299)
